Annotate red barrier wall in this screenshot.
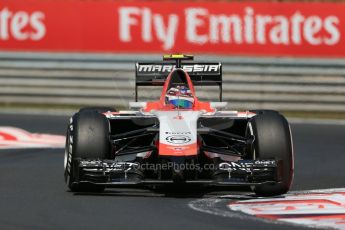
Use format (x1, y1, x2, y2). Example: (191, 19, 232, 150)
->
(0, 1, 345, 57)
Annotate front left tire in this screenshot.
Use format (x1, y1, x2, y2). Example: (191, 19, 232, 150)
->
(64, 109, 110, 192)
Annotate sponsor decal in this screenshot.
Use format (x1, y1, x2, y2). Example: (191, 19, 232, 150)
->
(165, 135, 192, 144)
(1, 1, 345, 57)
(0, 126, 65, 149)
(219, 162, 254, 170)
(119, 5, 340, 50)
(228, 189, 345, 230)
(137, 64, 220, 73)
(173, 115, 184, 120)
(165, 131, 191, 135)
(80, 161, 139, 172)
(0, 7, 46, 41)
(65, 119, 73, 179)
(253, 160, 276, 165)
(219, 160, 276, 172)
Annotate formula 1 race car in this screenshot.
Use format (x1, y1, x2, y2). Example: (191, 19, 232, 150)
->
(64, 54, 294, 196)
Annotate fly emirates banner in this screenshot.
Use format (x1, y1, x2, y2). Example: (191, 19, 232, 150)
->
(0, 1, 344, 57)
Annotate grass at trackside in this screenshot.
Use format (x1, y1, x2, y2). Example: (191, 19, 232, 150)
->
(0, 103, 344, 120)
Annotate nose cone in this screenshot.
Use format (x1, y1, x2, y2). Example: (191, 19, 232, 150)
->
(172, 167, 185, 183)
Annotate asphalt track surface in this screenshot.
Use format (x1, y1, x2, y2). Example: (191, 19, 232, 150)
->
(0, 113, 344, 230)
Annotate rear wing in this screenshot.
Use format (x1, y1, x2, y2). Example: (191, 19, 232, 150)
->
(135, 62, 222, 101)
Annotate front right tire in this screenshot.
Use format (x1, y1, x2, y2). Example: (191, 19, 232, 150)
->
(247, 110, 294, 196)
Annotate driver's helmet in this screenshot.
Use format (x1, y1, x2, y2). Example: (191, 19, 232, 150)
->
(166, 85, 194, 109)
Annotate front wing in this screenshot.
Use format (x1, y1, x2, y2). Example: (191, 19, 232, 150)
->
(70, 159, 281, 188)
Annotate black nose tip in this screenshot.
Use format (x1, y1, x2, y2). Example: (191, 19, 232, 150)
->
(172, 168, 185, 183)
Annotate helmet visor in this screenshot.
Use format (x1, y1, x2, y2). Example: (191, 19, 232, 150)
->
(168, 98, 193, 109)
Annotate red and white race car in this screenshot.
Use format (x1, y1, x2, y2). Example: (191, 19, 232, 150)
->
(64, 54, 294, 196)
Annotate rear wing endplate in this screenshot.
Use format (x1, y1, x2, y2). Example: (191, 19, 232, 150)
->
(135, 62, 222, 101)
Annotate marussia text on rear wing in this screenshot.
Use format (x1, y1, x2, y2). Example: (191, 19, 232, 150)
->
(135, 62, 222, 101)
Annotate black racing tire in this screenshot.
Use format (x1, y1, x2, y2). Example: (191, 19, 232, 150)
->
(246, 111, 294, 196)
(64, 110, 110, 192)
(79, 106, 116, 113)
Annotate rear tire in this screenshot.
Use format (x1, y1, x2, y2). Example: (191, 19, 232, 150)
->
(249, 110, 279, 115)
(64, 110, 110, 192)
(79, 106, 116, 113)
(246, 111, 294, 196)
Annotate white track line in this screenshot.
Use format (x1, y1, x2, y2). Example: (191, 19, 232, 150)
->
(189, 188, 345, 230)
(0, 126, 65, 149)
